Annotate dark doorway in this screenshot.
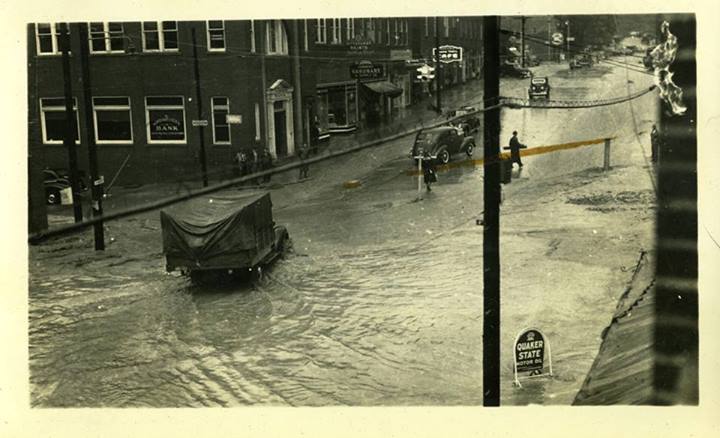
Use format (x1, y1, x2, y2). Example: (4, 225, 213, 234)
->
(274, 103, 287, 158)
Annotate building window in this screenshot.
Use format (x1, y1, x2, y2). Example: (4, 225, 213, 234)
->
(142, 21, 179, 52)
(443, 17, 450, 38)
(36, 23, 62, 55)
(254, 103, 261, 141)
(425, 18, 430, 37)
(89, 22, 124, 54)
(211, 97, 231, 144)
(402, 19, 408, 45)
(365, 18, 376, 43)
(330, 18, 341, 44)
(316, 19, 327, 44)
(385, 18, 391, 46)
(92, 97, 132, 144)
(266, 20, 288, 55)
(346, 18, 355, 41)
(39, 98, 79, 144)
(145, 96, 186, 144)
(206, 20, 225, 51)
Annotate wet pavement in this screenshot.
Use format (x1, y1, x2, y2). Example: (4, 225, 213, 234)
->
(29, 60, 657, 406)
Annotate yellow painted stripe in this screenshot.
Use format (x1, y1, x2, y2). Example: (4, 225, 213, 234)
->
(406, 137, 614, 176)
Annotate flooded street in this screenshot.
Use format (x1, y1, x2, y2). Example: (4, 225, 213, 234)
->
(29, 60, 656, 407)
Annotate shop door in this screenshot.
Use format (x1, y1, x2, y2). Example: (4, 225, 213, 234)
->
(274, 103, 288, 158)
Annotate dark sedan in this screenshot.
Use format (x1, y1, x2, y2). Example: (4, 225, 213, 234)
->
(411, 126, 476, 165)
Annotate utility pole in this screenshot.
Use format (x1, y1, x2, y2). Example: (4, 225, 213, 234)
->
(291, 20, 303, 152)
(59, 23, 83, 223)
(77, 23, 104, 250)
(191, 28, 209, 187)
(547, 17, 551, 62)
(520, 16, 526, 67)
(482, 15, 501, 407)
(566, 20, 571, 58)
(434, 17, 442, 114)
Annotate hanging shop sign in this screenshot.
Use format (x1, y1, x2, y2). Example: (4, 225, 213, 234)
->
(513, 327, 553, 387)
(432, 45, 463, 63)
(552, 32, 564, 45)
(350, 60, 385, 79)
(225, 114, 242, 124)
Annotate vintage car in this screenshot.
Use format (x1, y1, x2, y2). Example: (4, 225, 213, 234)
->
(445, 106, 481, 135)
(500, 61, 532, 78)
(161, 191, 290, 283)
(411, 126, 476, 165)
(528, 77, 551, 99)
(43, 168, 87, 205)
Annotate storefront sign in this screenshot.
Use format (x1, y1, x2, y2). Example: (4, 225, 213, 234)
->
(225, 114, 242, 124)
(405, 58, 428, 67)
(552, 32, 564, 45)
(191, 119, 209, 127)
(432, 45, 464, 63)
(350, 60, 385, 79)
(513, 328, 553, 387)
(149, 113, 185, 141)
(348, 36, 373, 53)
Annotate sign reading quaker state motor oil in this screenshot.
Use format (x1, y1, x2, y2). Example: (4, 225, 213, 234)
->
(513, 328, 553, 386)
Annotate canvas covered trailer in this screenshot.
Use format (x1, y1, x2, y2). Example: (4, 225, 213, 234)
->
(161, 191, 286, 274)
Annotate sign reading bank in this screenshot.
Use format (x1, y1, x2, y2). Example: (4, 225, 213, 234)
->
(513, 328, 553, 387)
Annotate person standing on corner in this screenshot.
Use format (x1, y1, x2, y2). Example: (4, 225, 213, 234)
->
(509, 130, 527, 169)
(298, 143, 310, 180)
(261, 148, 273, 183)
(650, 124, 660, 163)
(422, 152, 438, 192)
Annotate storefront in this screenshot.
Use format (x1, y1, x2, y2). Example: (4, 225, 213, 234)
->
(391, 73, 412, 108)
(316, 82, 358, 134)
(360, 80, 403, 126)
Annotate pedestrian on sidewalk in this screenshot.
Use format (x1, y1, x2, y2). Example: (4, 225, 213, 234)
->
(310, 120, 320, 155)
(650, 124, 660, 163)
(235, 149, 249, 179)
(261, 148, 273, 183)
(298, 143, 310, 180)
(422, 152, 438, 192)
(250, 145, 261, 185)
(509, 131, 527, 169)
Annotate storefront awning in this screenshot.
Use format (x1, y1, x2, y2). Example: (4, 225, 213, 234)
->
(362, 81, 403, 98)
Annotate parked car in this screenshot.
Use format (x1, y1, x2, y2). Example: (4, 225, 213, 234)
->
(411, 126, 476, 165)
(500, 61, 532, 78)
(569, 58, 583, 69)
(43, 168, 87, 205)
(524, 54, 541, 67)
(528, 77, 550, 99)
(446, 106, 481, 135)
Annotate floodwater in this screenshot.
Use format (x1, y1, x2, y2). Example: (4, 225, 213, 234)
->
(28, 60, 656, 407)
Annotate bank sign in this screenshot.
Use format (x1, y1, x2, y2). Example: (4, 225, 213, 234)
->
(513, 328, 553, 387)
(350, 60, 385, 79)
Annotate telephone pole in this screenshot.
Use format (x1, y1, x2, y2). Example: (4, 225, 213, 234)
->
(191, 28, 209, 187)
(77, 23, 105, 250)
(434, 17, 442, 114)
(59, 23, 83, 223)
(520, 16, 526, 67)
(482, 15, 501, 407)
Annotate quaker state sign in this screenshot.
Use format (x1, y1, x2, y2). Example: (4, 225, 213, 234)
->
(513, 328, 553, 386)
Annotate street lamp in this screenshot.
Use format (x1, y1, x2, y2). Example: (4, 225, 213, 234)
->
(565, 20, 570, 58)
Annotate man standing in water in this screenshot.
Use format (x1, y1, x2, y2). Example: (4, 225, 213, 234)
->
(508, 131, 527, 169)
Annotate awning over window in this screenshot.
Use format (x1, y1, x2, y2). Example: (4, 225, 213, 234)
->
(362, 81, 403, 98)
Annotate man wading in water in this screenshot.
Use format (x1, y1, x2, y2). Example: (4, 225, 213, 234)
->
(508, 131, 527, 169)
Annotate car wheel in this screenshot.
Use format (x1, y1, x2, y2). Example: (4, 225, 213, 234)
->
(465, 143, 474, 157)
(47, 190, 59, 205)
(437, 149, 450, 165)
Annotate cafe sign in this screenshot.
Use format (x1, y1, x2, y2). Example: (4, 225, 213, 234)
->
(350, 60, 385, 79)
(432, 45, 463, 63)
(513, 328, 553, 387)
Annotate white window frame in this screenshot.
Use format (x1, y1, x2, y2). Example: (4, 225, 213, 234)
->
(346, 18, 355, 41)
(206, 20, 226, 52)
(211, 96, 231, 145)
(250, 20, 256, 53)
(92, 97, 133, 144)
(385, 18, 391, 46)
(444, 17, 450, 38)
(142, 21, 179, 53)
(36, 23, 61, 56)
(425, 18, 429, 37)
(145, 96, 187, 144)
(254, 103, 261, 141)
(331, 18, 341, 44)
(303, 19, 308, 51)
(89, 22, 125, 54)
(39, 97, 80, 145)
(266, 20, 288, 55)
(315, 19, 327, 44)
